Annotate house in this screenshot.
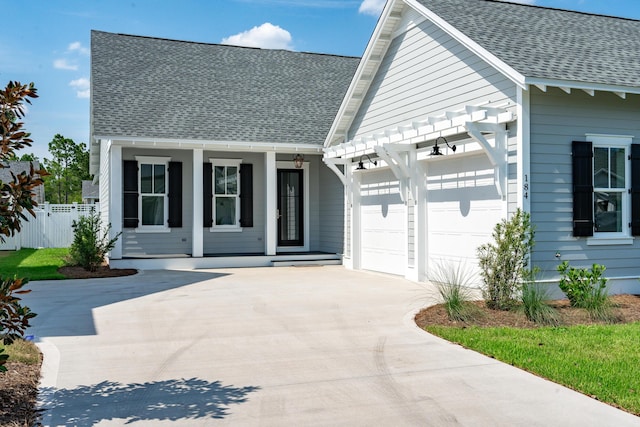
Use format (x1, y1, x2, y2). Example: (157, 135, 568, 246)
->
(323, 0, 640, 293)
(0, 160, 45, 205)
(90, 30, 359, 268)
(81, 180, 99, 204)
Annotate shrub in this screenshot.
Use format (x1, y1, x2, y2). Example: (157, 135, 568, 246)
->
(0, 276, 37, 372)
(430, 261, 480, 322)
(69, 211, 121, 271)
(557, 261, 614, 322)
(477, 209, 535, 310)
(521, 282, 559, 326)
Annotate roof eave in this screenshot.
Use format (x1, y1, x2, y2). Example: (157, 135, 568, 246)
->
(525, 77, 640, 98)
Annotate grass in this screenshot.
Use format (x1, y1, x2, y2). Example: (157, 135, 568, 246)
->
(0, 248, 69, 280)
(520, 283, 560, 326)
(0, 339, 41, 366)
(426, 322, 640, 415)
(430, 261, 481, 322)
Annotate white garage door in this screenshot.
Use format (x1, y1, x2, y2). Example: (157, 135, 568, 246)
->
(425, 154, 505, 275)
(360, 169, 405, 276)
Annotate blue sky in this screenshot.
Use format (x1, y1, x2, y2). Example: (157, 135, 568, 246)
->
(2, 0, 640, 163)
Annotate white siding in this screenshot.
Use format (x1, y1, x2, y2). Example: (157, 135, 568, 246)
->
(318, 162, 344, 254)
(348, 19, 517, 140)
(529, 88, 640, 280)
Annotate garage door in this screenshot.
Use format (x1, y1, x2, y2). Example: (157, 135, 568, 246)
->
(360, 169, 405, 276)
(426, 154, 505, 272)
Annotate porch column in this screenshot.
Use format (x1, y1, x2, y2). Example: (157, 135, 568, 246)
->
(192, 149, 203, 257)
(351, 170, 362, 270)
(265, 151, 277, 255)
(412, 150, 428, 282)
(109, 144, 123, 259)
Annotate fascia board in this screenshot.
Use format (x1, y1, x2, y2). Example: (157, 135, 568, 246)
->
(525, 77, 640, 96)
(323, 0, 402, 149)
(405, 0, 526, 90)
(94, 136, 324, 153)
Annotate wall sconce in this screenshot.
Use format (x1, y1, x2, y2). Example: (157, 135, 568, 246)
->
(355, 154, 377, 170)
(293, 154, 304, 169)
(430, 136, 457, 156)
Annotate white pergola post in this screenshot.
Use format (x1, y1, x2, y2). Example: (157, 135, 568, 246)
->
(109, 144, 123, 259)
(265, 151, 277, 255)
(192, 149, 203, 257)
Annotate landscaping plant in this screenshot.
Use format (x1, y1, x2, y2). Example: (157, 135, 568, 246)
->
(0, 81, 43, 371)
(557, 261, 614, 321)
(69, 211, 121, 272)
(430, 261, 480, 322)
(477, 209, 535, 310)
(520, 281, 559, 326)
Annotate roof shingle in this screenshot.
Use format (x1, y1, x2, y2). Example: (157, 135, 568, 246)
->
(417, 0, 640, 88)
(91, 31, 360, 144)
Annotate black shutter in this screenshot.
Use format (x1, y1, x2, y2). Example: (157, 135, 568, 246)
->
(630, 144, 640, 235)
(123, 160, 139, 228)
(240, 163, 253, 227)
(203, 162, 213, 227)
(168, 162, 182, 228)
(572, 141, 593, 237)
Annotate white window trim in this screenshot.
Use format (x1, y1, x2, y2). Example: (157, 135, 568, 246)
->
(585, 134, 632, 245)
(209, 158, 242, 232)
(276, 160, 309, 252)
(135, 156, 171, 233)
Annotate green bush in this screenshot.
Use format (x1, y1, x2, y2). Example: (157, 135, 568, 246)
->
(477, 209, 535, 310)
(69, 211, 121, 271)
(557, 261, 614, 321)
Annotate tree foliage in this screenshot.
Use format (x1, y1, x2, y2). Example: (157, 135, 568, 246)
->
(43, 134, 90, 203)
(0, 81, 41, 371)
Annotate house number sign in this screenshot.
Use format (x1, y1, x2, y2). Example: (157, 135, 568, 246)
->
(523, 174, 529, 199)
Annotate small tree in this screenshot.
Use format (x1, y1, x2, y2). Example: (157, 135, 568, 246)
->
(0, 81, 42, 371)
(69, 211, 121, 272)
(477, 209, 535, 310)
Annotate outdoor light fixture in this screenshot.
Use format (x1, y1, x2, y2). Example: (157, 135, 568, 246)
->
(293, 154, 304, 169)
(355, 154, 377, 170)
(430, 136, 457, 156)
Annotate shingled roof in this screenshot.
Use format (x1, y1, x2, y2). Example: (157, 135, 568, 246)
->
(91, 30, 360, 145)
(417, 0, 640, 88)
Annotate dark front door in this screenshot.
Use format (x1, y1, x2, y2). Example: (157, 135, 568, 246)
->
(277, 169, 303, 247)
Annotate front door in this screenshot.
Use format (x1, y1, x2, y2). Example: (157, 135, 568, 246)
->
(277, 169, 303, 247)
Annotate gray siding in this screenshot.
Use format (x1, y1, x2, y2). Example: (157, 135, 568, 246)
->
(529, 88, 640, 279)
(318, 162, 345, 254)
(348, 18, 517, 140)
(121, 148, 193, 256)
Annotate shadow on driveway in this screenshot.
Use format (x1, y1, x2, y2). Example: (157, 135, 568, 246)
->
(23, 270, 228, 337)
(40, 377, 259, 426)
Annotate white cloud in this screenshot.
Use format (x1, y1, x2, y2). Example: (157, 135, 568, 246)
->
(67, 41, 90, 55)
(53, 59, 78, 71)
(221, 23, 293, 50)
(358, 0, 385, 16)
(69, 78, 90, 98)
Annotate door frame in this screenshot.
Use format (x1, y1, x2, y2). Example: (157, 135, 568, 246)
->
(276, 161, 309, 252)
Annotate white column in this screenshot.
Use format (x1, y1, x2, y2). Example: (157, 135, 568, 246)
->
(517, 86, 531, 213)
(351, 170, 362, 270)
(110, 144, 123, 259)
(265, 151, 277, 255)
(192, 149, 203, 257)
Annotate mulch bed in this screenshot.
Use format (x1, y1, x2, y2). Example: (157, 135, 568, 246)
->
(0, 362, 42, 427)
(57, 265, 138, 279)
(415, 294, 640, 329)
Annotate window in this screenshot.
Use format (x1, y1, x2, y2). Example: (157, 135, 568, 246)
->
(572, 135, 634, 244)
(210, 159, 241, 230)
(593, 146, 627, 233)
(136, 156, 170, 231)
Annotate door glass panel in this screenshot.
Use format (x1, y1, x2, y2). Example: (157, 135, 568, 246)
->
(278, 171, 302, 245)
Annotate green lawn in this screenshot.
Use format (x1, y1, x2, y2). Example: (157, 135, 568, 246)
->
(0, 339, 41, 365)
(426, 323, 640, 416)
(0, 248, 69, 280)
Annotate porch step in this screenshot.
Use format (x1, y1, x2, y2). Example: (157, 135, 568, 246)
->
(272, 258, 342, 267)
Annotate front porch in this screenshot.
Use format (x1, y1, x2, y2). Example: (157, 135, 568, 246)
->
(109, 251, 342, 270)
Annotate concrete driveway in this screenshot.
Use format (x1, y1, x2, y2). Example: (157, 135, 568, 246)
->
(23, 266, 638, 426)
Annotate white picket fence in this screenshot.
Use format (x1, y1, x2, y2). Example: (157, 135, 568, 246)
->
(0, 203, 99, 250)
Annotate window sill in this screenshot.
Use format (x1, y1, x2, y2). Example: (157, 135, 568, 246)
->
(586, 236, 634, 246)
(209, 227, 243, 233)
(135, 227, 171, 234)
